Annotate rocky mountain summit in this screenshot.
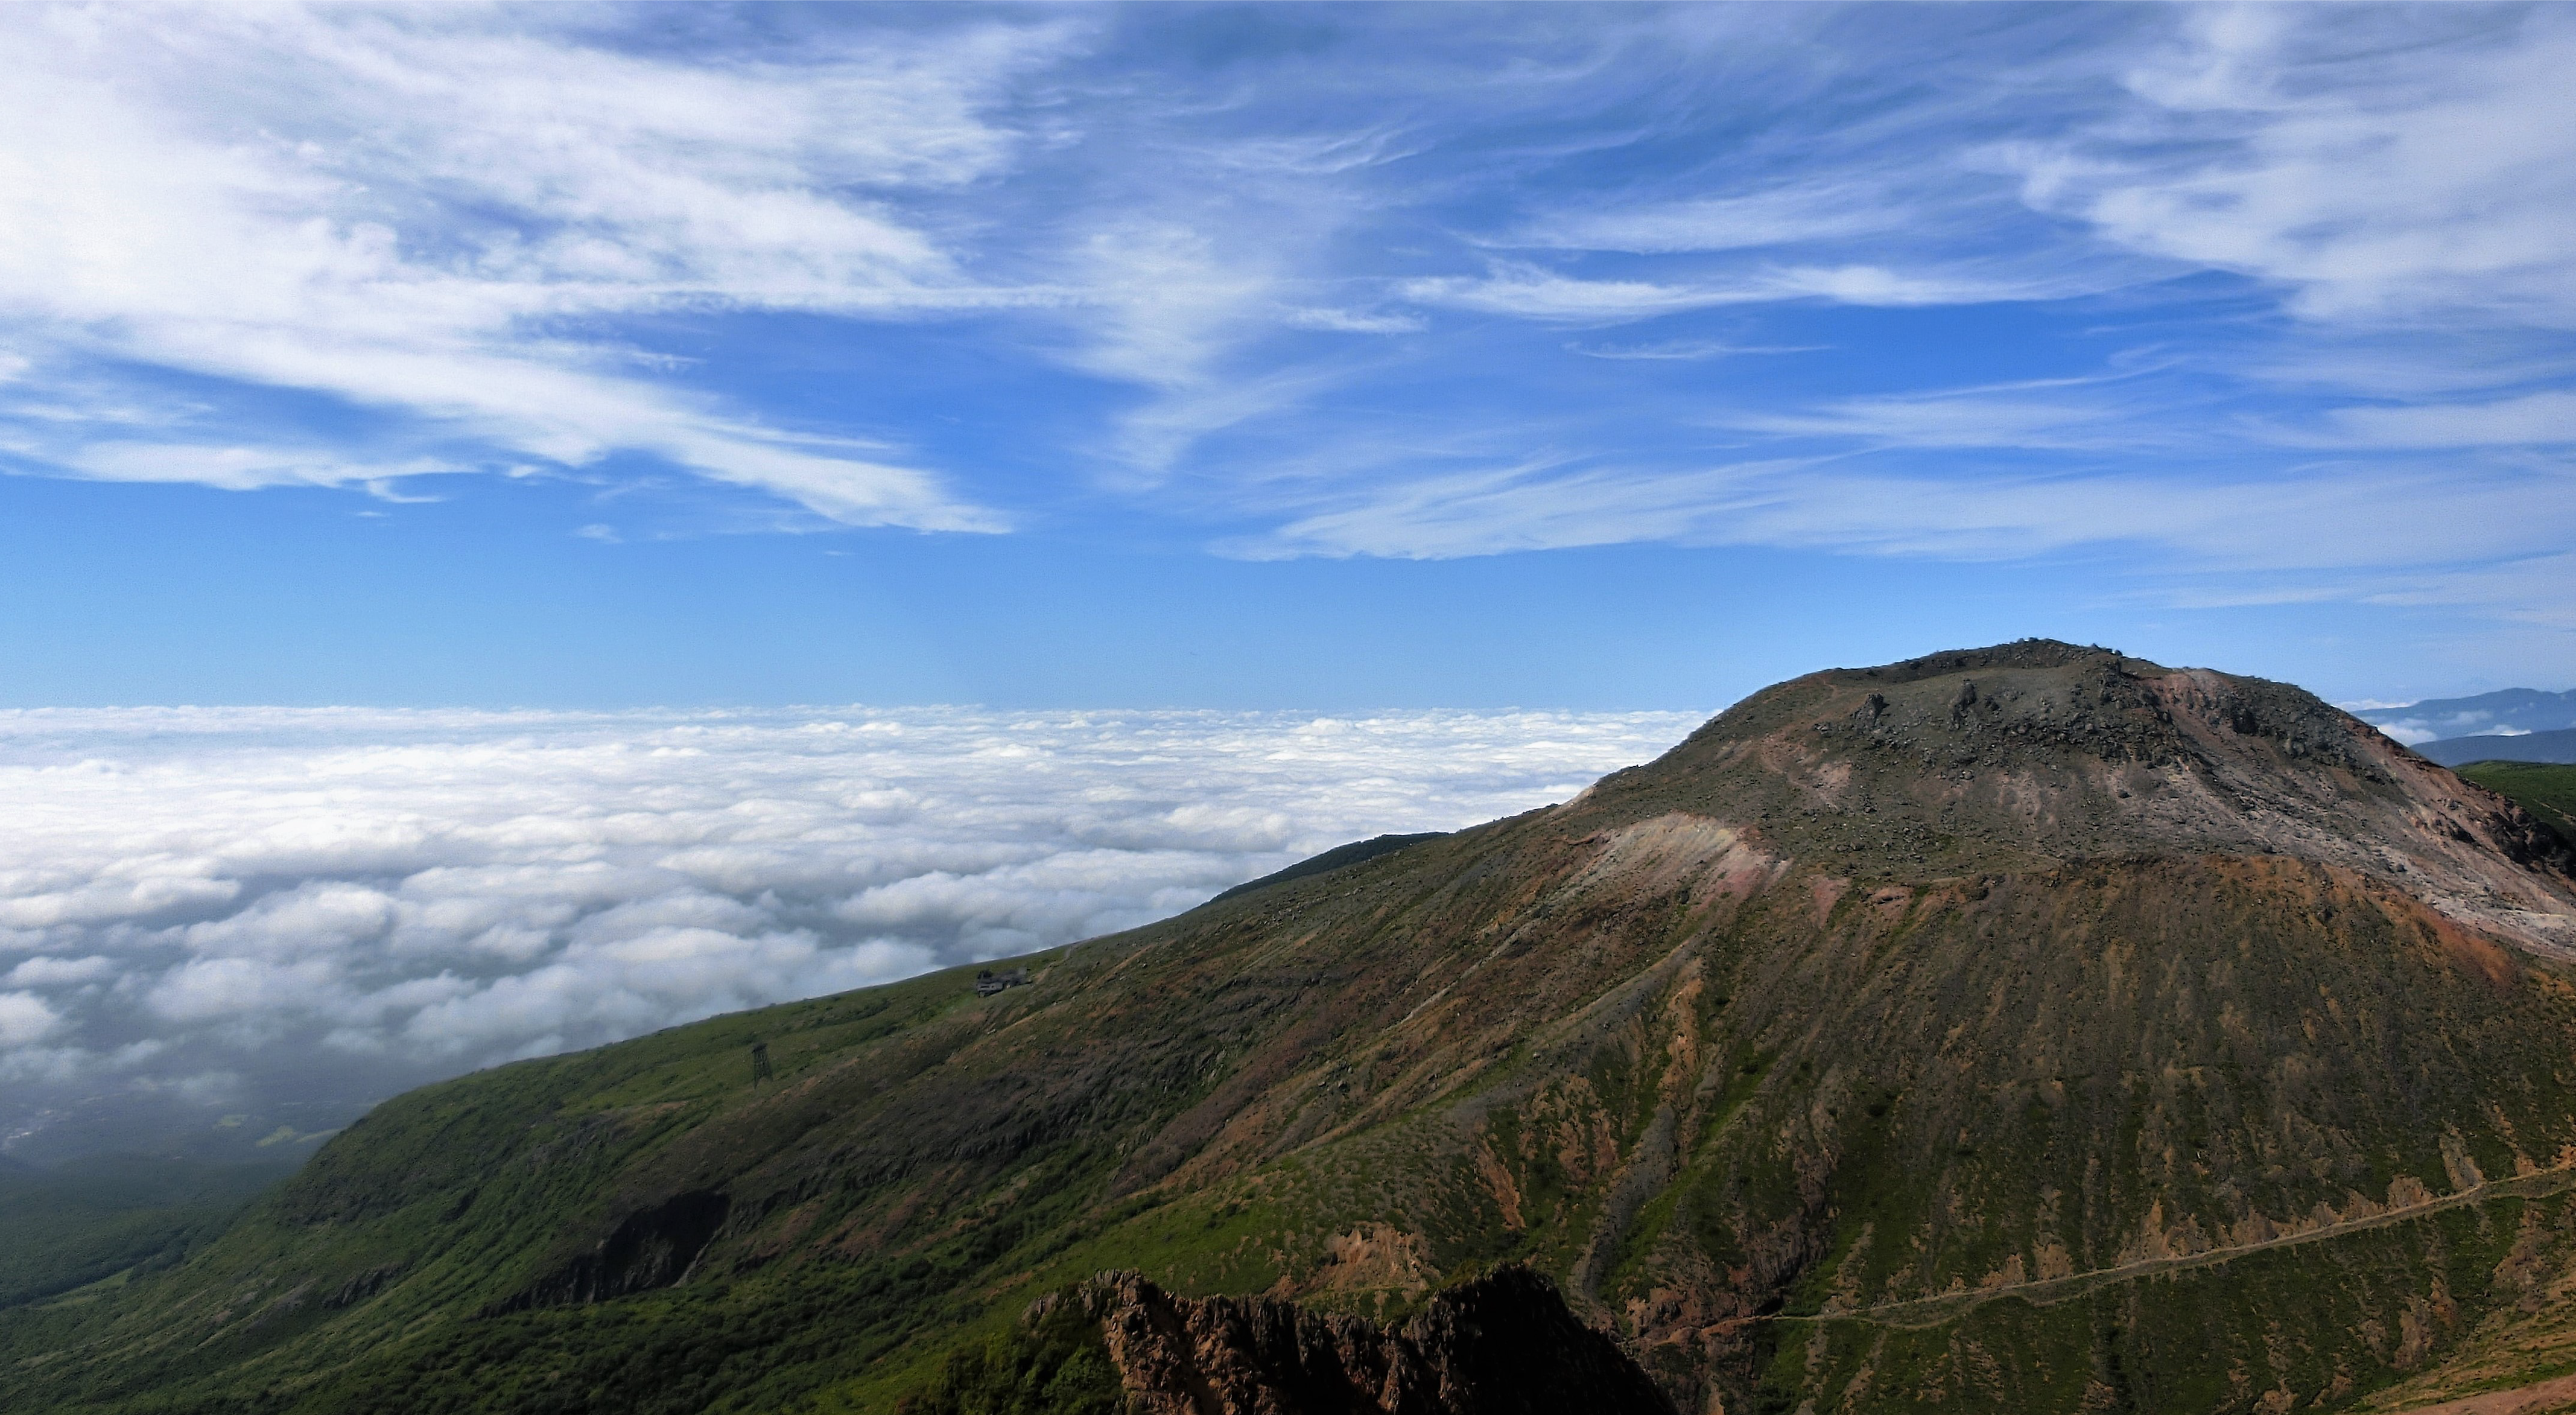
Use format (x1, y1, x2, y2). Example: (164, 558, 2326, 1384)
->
(1575, 639, 2573, 947)
(11, 641, 2576, 1415)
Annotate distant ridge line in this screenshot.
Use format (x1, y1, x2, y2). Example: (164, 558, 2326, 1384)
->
(1207, 832, 1445, 905)
(2417, 727, 2576, 767)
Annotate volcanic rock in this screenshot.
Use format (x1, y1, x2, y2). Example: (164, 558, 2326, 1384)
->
(1041, 1265, 1672, 1415)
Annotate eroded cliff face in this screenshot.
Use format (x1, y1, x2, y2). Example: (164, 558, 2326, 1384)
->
(1041, 1267, 1672, 1415)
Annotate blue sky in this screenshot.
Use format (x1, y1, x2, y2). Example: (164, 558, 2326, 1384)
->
(4, 2, 2574, 710)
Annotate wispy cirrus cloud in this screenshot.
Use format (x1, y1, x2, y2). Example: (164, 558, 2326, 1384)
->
(1719, 372, 2179, 453)
(1567, 339, 1825, 361)
(2311, 392, 2576, 450)
(3, 3, 2572, 656)
(1508, 186, 1905, 255)
(1162, 4, 2576, 619)
(61, 444, 475, 496)
(0, 5, 1055, 529)
(1227, 434, 2576, 580)
(2011, 5, 2576, 329)
(1398, 261, 2066, 325)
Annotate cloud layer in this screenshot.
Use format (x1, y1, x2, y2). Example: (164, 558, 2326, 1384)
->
(0, 704, 1692, 1156)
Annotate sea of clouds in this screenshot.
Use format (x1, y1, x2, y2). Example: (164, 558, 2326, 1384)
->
(0, 705, 1696, 1158)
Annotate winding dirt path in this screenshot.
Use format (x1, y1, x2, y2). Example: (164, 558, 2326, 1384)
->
(1777, 1163, 2576, 1332)
(2383, 1372, 2576, 1415)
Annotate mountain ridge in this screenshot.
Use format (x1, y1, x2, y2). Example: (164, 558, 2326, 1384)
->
(2356, 688, 2576, 746)
(2416, 727, 2576, 768)
(10, 640, 2576, 1414)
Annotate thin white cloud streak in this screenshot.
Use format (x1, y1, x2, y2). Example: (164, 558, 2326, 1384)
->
(1229, 453, 2576, 581)
(1509, 186, 1902, 254)
(1284, 308, 1428, 335)
(2343, 553, 2576, 632)
(1722, 375, 2174, 453)
(1567, 339, 1824, 361)
(2314, 392, 2576, 450)
(0, 704, 1695, 1140)
(63, 444, 476, 494)
(2013, 6, 2576, 330)
(1398, 262, 2067, 324)
(0, 5, 1051, 529)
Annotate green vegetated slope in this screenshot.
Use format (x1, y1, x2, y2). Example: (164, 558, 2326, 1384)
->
(10, 641, 2576, 1415)
(2458, 761, 2576, 850)
(0, 1156, 294, 1311)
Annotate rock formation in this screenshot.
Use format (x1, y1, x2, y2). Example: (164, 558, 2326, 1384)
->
(1040, 1266, 1672, 1415)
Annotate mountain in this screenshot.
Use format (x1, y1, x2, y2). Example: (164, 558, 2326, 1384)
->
(909, 1267, 1676, 1415)
(2416, 727, 2576, 768)
(0, 1155, 296, 1311)
(2355, 688, 2576, 745)
(2457, 763, 2576, 850)
(8, 640, 2576, 1415)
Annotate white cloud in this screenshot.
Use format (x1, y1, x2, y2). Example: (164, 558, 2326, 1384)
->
(1400, 261, 2066, 325)
(1229, 445, 2576, 581)
(0, 5, 1044, 529)
(0, 704, 1693, 1149)
(0, 991, 65, 1048)
(1724, 380, 2164, 453)
(2316, 391, 2576, 450)
(65, 444, 474, 493)
(147, 956, 346, 1027)
(1567, 339, 1823, 361)
(1229, 457, 1795, 561)
(1512, 186, 1900, 255)
(1284, 308, 1427, 335)
(5, 955, 116, 988)
(2014, 7, 2576, 329)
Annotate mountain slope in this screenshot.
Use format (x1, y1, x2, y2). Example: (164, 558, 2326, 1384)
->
(0, 1156, 292, 1310)
(9, 641, 2576, 1415)
(2457, 762, 2576, 850)
(2419, 728, 2576, 767)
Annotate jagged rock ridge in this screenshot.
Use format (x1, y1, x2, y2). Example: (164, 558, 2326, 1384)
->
(1038, 1266, 1671, 1415)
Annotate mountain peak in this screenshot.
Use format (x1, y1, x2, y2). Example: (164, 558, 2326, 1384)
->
(1569, 641, 2576, 956)
(1833, 635, 2152, 684)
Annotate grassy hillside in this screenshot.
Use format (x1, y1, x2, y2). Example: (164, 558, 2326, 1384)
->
(0, 1156, 294, 1311)
(0, 949, 1170, 1415)
(14, 859, 2576, 1415)
(2458, 760, 2576, 848)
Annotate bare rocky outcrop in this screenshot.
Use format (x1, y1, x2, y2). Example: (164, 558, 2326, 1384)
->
(1038, 1267, 1673, 1415)
(483, 1189, 729, 1314)
(1584, 640, 2576, 954)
